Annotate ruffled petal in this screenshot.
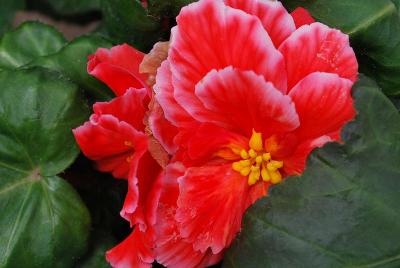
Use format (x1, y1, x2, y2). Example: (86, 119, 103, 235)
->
(192, 67, 299, 138)
(88, 44, 148, 96)
(94, 88, 148, 131)
(279, 22, 358, 90)
(289, 72, 356, 140)
(224, 0, 296, 47)
(148, 99, 179, 155)
(120, 153, 162, 228)
(155, 163, 217, 268)
(73, 114, 148, 179)
(282, 136, 332, 175)
(169, 0, 287, 115)
(291, 7, 315, 28)
(106, 227, 154, 268)
(176, 164, 267, 254)
(154, 60, 195, 128)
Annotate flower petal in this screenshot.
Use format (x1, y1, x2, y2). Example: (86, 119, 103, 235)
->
(169, 0, 287, 115)
(192, 67, 299, 138)
(155, 163, 218, 267)
(120, 152, 162, 228)
(94, 88, 148, 131)
(154, 60, 195, 128)
(88, 44, 148, 96)
(73, 114, 148, 179)
(291, 7, 315, 28)
(279, 22, 358, 90)
(282, 136, 332, 175)
(186, 123, 247, 163)
(148, 99, 179, 155)
(224, 0, 296, 47)
(289, 72, 356, 140)
(176, 164, 267, 253)
(106, 227, 154, 268)
(139, 41, 170, 86)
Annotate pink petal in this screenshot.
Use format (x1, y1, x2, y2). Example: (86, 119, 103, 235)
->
(94, 88, 148, 131)
(154, 60, 194, 128)
(279, 22, 358, 91)
(106, 227, 154, 268)
(148, 99, 179, 155)
(193, 67, 299, 138)
(169, 0, 287, 116)
(224, 0, 296, 47)
(289, 72, 356, 140)
(176, 164, 267, 254)
(291, 7, 315, 28)
(73, 114, 148, 179)
(88, 44, 148, 96)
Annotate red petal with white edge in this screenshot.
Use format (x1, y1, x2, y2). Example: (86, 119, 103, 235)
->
(224, 0, 296, 47)
(106, 227, 154, 268)
(154, 60, 194, 128)
(120, 153, 162, 228)
(94, 88, 148, 131)
(73, 114, 148, 179)
(87, 44, 148, 96)
(176, 164, 267, 254)
(155, 163, 220, 268)
(291, 7, 315, 28)
(289, 72, 356, 140)
(283, 135, 332, 176)
(193, 67, 299, 138)
(280, 22, 358, 91)
(169, 0, 287, 114)
(148, 100, 179, 155)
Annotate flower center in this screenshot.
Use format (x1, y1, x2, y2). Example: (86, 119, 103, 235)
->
(232, 130, 283, 186)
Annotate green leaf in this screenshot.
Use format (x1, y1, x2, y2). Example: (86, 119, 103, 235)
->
(0, 68, 91, 268)
(283, 0, 400, 96)
(29, 35, 114, 101)
(0, 0, 25, 36)
(101, 0, 166, 51)
(224, 76, 400, 267)
(0, 22, 66, 70)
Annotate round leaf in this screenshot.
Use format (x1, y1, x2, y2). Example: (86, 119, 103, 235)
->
(0, 22, 66, 70)
(0, 68, 91, 268)
(29, 35, 114, 101)
(224, 76, 400, 267)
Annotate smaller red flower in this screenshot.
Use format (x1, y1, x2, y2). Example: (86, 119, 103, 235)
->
(74, 44, 166, 267)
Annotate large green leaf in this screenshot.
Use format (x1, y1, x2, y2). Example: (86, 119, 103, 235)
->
(0, 22, 66, 70)
(0, 68, 91, 268)
(29, 35, 114, 100)
(0, 0, 25, 36)
(224, 76, 400, 267)
(283, 0, 400, 96)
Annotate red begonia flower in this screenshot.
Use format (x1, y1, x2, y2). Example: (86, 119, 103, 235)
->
(150, 0, 358, 265)
(75, 43, 169, 267)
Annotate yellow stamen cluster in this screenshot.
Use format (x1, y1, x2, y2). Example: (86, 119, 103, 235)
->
(232, 130, 283, 185)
